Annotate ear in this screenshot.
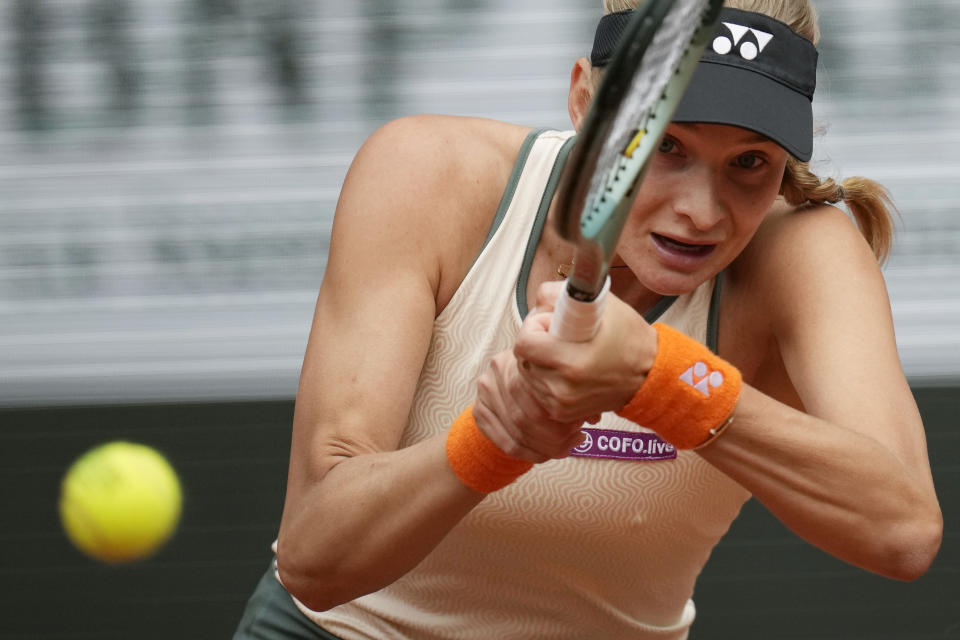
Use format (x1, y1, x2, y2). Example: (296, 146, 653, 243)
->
(567, 57, 595, 132)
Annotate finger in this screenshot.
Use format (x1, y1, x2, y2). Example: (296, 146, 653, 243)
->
(471, 396, 549, 464)
(520, 306, 552, 334)
(510, 372, 593, 443)
(498, 366, 590, 458)
(507, 368, 551, 422)
(514, 320, 571, 369)
(488, 353, 566, 461)
(512, 349, 584, 423)
(533, 280, 564, 313)
(553, 430, 590, 459)
(510, 355, 555, 408)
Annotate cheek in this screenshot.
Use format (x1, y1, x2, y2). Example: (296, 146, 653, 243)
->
(622, 170, 675, 227)
(731, 167, 786, 227)
(618, 188, 661, 235)
(729, 198, 771, 243)
(615, 218, 650, 260)
(764, 161, 789, 202)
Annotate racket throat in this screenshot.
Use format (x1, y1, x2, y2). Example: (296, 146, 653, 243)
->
(565, 282, 600, 303)
(565, 249, 612, 302)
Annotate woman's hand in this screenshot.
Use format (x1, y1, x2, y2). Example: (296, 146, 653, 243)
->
(513, 280, 658, 427)
(472, 348, 589, 463)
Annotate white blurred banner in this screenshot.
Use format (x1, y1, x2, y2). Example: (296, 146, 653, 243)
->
(1, 0, 958, 405)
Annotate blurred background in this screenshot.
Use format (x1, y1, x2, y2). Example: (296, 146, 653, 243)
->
(0, 1, 957, 638)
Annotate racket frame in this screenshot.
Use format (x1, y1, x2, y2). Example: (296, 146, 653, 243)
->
(549, 0, 723, 341)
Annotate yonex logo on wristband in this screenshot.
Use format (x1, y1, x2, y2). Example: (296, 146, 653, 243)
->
(679, 361, 725, 397)
(712, 22, 774, 61)
(619, 324, 742, 450)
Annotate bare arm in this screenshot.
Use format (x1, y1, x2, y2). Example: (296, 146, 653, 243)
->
(275, 116, 527, 611)
(699, 206, 942, 580)
(512, 206, 942, 580)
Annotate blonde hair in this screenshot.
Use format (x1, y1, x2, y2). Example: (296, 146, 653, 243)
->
(600, 0, 896, 262)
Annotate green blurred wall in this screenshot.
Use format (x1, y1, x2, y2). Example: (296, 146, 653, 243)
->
(0, 386, 955, 639)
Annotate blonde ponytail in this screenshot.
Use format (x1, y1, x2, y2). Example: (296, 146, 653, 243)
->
(781, 158, 896, 264)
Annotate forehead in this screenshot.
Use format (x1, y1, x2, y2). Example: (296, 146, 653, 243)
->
(670, 122, 780, 147)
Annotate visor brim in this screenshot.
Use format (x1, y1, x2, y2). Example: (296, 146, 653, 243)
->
(673, 61, 814, 162)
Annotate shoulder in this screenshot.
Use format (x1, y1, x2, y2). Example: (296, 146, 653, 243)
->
(341, 115, 531, 220)
(721, 201, 892, 393)
(351, 114, 534, 190)
(331, 115, 536, 309)
(731, 201, 884, 312)
(745, 200, 872, 261)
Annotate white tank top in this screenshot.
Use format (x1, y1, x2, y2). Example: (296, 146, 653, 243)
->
(294, 129, 751, 639)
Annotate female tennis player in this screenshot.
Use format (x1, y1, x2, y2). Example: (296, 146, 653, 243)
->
(234, 1, 942, 638)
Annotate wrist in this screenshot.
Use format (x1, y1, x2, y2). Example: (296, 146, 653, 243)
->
(617, 323, 741, 449)
(445, 406, 534, 493)
(634, 318, 660, 377)
(612, 310, 659, 407)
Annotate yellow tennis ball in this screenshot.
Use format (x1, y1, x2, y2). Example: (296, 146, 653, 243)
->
(59, 441, 182, 564)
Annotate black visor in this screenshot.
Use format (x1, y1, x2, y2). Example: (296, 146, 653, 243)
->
(591, 8, 819, 161)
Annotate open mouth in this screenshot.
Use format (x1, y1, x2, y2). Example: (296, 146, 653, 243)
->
(652, 233, 716, 258)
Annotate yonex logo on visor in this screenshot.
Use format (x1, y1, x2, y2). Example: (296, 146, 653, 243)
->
(712, 22, 774, 60)
(591, 7, 818, 161)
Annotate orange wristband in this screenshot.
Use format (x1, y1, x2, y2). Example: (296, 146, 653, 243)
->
(616, 323, 741, 449)
(445, 406, 534, 493)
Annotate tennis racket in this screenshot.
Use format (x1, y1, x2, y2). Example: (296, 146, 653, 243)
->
(549, 0, 723, 341)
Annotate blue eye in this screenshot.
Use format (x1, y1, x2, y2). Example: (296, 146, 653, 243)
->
(734, 153, 765, 169)
(658, 138, 677, 154)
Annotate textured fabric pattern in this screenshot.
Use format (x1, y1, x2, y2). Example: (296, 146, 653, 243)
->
(294, 130, 751, 639)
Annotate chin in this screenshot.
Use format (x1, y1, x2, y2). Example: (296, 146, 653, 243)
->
(646, 253, 728, 296)
(641, 271, 703, 297)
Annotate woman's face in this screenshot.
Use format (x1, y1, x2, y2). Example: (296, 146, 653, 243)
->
(614, 122, 789, 295)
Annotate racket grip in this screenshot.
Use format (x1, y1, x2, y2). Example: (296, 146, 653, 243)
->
(549, 277, 611, 342)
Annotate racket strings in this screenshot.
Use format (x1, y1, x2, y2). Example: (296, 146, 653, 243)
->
(557, 0, 722, 299)
(590, 0, 710, 202)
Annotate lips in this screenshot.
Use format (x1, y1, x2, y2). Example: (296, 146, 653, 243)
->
(651, 233, 717, 269)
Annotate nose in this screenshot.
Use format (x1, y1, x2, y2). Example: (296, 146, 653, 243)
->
(671, 166, 725, 232)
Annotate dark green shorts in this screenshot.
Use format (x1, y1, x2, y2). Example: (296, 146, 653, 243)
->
(233, 565, 344, 640)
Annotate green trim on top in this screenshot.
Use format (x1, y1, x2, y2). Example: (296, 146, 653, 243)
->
(516, 134, 577, 318)
(706, 271, 724, 352)
(474, 128, 549, 267)
(642, 294, 678, 324)
(514, 132, 680, 322)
